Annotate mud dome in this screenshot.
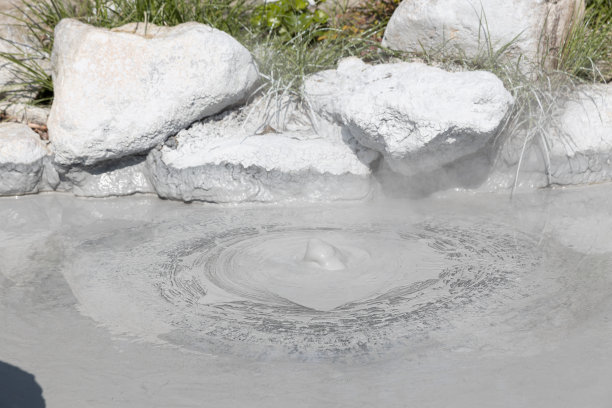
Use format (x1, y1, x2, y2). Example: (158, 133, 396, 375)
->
(1, 187, 611, 406)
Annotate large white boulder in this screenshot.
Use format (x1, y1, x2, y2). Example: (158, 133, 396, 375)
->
(48, 19, 259, 166)
(382, 0, 584, 67)
(303, 58, 513, 176)
(0, 122, 49, 195)
(487, 84, 612, 190)
(146, 117, 372, 203)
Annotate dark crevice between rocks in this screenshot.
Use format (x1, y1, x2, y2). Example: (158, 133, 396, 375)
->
(62, 154, 149, 177)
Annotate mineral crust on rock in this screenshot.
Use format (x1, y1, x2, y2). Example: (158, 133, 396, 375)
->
(304, 58, 513, 176)
(0, 122, 48, 195)
(48, 19, 259, 166)
(147, 120, 372, 203)
(382, 0, 584, 67)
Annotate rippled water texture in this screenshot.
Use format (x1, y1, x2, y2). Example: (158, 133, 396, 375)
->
(1, 186, 611, 406)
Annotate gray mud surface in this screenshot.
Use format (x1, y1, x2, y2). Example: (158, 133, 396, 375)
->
(1, 186, 611, 407)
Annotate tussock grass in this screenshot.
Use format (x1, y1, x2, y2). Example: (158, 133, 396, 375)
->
(248, 23, 388, 129)
(0, 0, 92, 103)
(557, 1, 612, 82)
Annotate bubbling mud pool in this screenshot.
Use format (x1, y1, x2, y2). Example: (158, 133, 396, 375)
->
(1, 187, 611, 406)
(74, 216, 545, 358)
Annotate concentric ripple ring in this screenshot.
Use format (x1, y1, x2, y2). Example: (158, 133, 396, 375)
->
(61, 206, 563, 359)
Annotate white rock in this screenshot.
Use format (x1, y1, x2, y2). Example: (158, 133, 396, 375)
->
(147, 122, 372, 203)
(48, 19, 259, 166)
(486, 84, 612, 190)
(0, 122, 48, 195)
(382, 0, 583, 67)
(304, 58, 513, 176)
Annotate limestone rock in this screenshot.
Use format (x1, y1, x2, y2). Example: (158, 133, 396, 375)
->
(303, 58, 513, 176)
(147, 121, 372, 203)
(48, 19, 259, 166)
(0, 122, 48, 195)
(487, 84, 612, 190)
(382, 0, 584, 67)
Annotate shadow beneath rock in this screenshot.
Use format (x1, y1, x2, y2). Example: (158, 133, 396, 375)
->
(374, 146, 495, 198)
(0, 361, 45, 408)
(51, 154, 154, 198)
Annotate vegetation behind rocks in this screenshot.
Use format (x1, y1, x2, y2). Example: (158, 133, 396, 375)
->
(0, 0, 610, 191)
(1, 0, 610, 105)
